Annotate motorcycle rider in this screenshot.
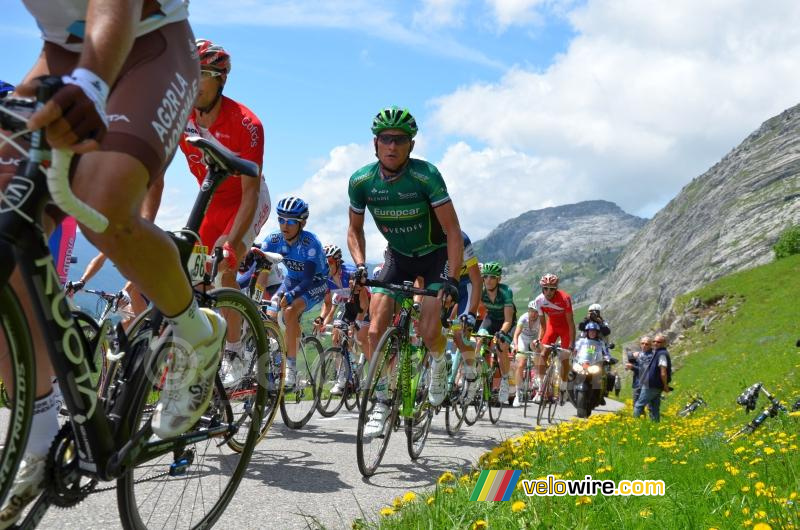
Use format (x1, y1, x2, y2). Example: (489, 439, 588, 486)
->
(578, 303, 611, 342)
(573, 321, 610, 407)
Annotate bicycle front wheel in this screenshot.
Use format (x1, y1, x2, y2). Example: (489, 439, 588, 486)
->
(356, 327, 400, 477)
(463, 359, 485, 427)
(0, 284, 36, 507)
(406, 353, 432, 460)
(280, 335, 323, 429)
(488, 361, 502, 424)
(117, 288, 264, 529)
(317, 346, 347, 418)
(445, 356, 466, 436)
(537, 364, 556, 426)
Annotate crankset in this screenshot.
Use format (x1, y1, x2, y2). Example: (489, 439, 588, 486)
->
(45, 423, 97, 508)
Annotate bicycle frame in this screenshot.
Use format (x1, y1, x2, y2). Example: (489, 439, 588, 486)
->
(394, 296, 426, 418)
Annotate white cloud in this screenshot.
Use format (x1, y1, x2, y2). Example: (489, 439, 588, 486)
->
(431, 0, 800, 217)
(413, 0, 465, 29)
(484, 0, 547, 30)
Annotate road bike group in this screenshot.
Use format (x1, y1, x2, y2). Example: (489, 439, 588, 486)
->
(0, 76, 616, 527)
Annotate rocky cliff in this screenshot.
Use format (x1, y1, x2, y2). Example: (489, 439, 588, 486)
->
(593, 104, 800, 339)
(474, 200, 647, 304)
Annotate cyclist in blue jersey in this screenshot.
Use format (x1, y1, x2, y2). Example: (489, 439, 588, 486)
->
(261, 197, 329, 388)
(449, 231, 482, 400)
(316, 244, 369, 394)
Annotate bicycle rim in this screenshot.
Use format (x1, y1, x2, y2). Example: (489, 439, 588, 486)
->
(257, 320, 285, 442)
(0, 285, 35, 507)
(280, 335, 322, 429)
(488, 363, 502, 424)
(548, 376, 560, 423)
(356, 327, 400, 477)
(406, 356, 432, 460)
(536, 367, 554, 426)
(316, 347, 346, 418)
(463, 360, 485, 426)
(344, 355, 365, 412)
(117, 289, 263, 529)
(212, 290, 270, 453)
(444, 358, 465, 435)
(521, 371, 530, 418)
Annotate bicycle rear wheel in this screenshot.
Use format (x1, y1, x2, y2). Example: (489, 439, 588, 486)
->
(0, 285, 36, 507)
(520, 368, 531, 418)
(317, 346, 347, 418)
(547, 376, 560, 423)
(343, 352, 366, 412)
(463, 359, 485, 427)
(356, 327, 400, 477)
(406, 353, 432, 460)
(117, 289, 263, 529)
(444, 356, 466, 436)
(280, 335, 323, 429)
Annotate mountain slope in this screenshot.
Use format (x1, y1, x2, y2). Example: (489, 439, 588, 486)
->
(474, 200, 646, 303)
(594, 103, 800, 339)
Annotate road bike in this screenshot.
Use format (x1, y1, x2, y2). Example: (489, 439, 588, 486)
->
(535, 343, 571, 426)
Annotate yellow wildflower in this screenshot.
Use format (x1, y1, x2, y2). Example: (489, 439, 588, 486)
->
(472, 520, 488, 530)
(511, 501, 526, 513)
(403, 492, 417, 503)
(380, 507, 395, 517)
(392, 497, 403, 509)
(639, 509, 652, 518)
(734, 447, 747, 454)
(444, 487, 454, 494)
(724, 510, 731, 518)
(741, 486, 751, 492)
(752, 524, 772, 530)
(438, 472, 456, 484)
(643, 457, 657, 464)
(711, 479, 726, 492)
(763, 447, 775, 455)
(426, 497, 434, 506)
(742, 507, 750, 515)
(747, 472, 758, 479)
(754, 510, 766, 519)
(575, 496, 592, 506)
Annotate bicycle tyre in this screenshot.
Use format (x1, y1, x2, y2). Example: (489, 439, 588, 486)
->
(536, 365, 555, 426)
(257, 319, 285, 442)
(356, 327, 401, 477)
(0, 284, 36, 507)
(463, 358, 485, 427)
(211, 290, 272, 453)
(547, 375, 560, 423)
(316, 346, 347, 418)
(406, 352, 432, 460)
(343, 352, 366, 412)
(488, 362, 502, 424)
(444, 356, 466, 436)
(280, 335, 323, 429)
(117, 288, 264, 529)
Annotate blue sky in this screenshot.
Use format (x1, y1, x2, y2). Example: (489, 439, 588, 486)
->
(6, 1, 800, 262)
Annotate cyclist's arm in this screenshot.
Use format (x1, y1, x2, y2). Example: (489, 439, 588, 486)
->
(285, 261, 318, 303)
(226, 175, 259, 246)
(512, 319, 522, 349)
(347, 209, 366, 267)
(566, 309, 576, 349)
(537, 313, 547, 342)
(501, 305, 514, 334)
(79, 252, 108, 284)
(434, 202, 462, 281)
(319, 291, 334, 325)
(467, 262, 481, 315)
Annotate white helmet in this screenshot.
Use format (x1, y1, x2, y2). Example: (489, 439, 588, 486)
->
(372, 264, 383, 279)
(527, 300, 537, 310)
(589, 303, 602, 312)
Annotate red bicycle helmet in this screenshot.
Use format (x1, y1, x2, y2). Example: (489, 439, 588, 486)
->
(196, 39, 231, 75)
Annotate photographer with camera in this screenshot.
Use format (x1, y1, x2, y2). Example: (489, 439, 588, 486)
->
(578, 303, 611, 341)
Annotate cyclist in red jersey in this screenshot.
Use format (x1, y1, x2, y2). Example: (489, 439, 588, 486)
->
(178, 39, 271, 365)
(532, 273, 576, 403)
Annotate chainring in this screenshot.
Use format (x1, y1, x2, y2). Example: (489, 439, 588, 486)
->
(45, 423, 98, 508)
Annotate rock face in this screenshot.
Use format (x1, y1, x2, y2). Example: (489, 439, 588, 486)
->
(593, 104, 800, 339)
(474, 200, 647, 303)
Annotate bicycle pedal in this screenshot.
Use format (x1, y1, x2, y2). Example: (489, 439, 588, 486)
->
(169, 457, 190, 476)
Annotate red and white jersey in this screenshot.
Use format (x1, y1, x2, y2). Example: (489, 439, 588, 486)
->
(179, 96, 265, 214)
(532, 289, 573, 328)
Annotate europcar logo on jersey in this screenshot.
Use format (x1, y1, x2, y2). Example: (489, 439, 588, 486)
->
(373, 206, 421, 219)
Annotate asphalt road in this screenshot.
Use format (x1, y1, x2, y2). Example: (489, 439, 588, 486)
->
(32, 397, 624, 530)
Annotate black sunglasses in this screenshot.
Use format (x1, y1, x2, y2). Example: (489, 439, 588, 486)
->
(377, 133, 411, 146)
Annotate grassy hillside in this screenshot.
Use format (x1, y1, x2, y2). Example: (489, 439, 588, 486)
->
(361, 255, 800, 529)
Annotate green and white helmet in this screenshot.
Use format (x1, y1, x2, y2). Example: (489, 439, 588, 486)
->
(371, 106, 418, 138)
(481, 262, 503, 277)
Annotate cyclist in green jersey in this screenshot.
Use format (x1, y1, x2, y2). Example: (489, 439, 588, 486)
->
(348, 106, 463, 436)
(474, 261, 516, 404)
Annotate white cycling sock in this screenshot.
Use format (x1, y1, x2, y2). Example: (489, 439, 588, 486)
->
(166, 299, 213, 345)
(27, 392, 59, 458)
(225, 340, 244, 354)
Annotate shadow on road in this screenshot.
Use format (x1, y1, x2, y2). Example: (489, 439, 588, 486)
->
(245, 449, 353, 493)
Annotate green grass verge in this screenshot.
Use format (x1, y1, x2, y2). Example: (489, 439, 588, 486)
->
(357, 255, 800, 529)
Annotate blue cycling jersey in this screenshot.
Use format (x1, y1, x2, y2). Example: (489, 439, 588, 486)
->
(261, 230, 329, 282)
(326, 263, 356, 298)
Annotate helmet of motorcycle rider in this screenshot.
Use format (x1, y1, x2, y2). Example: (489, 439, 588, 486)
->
(589, 303, 602, 313)
(584, 321, 601, 334)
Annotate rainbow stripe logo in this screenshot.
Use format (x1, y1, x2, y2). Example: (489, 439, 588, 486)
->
(469, 470, 522, 501)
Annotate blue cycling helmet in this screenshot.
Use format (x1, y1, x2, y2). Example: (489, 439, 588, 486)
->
(276, 196, 309, 220)
(0, 81, 14, 98)
(584, 321, 601, 332)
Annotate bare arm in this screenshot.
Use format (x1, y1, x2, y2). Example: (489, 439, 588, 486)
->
(433, 202, 462, 280)
(78, 0, 143, 85)
(347, 209, 367, 266)
(80, 252, 108, 284)
(538, 314, 547, 342)
(227, 176, 259, 247)
(502, 305, 514, 334)
(566, 310, 576, 349)
(467, 263, 481, 314)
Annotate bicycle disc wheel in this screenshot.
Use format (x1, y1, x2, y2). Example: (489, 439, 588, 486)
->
(0, 285, 36, 506)
(280, 335, 323, 429)
(488, 362, 502, 424)
(356, 327, 400, 477)
(117, 289, 263, 529)
(212, 290, 272, 453)
(406, 354, 432, 460)
(316, 346, 347, 418)
(536, 366, 555, 426)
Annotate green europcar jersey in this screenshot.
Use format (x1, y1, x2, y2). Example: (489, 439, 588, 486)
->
(482, 283, 515, 322)
(348, 158, 451, 257)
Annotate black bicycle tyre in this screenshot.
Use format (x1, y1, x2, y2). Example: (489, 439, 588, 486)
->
(463, 358, 485, 427)
(256, 319, 285, 443)
(536, 365, 555, 426)
(488, 362, 502, 425)
(0, 285, 36, 507)
(316, 346, 347, 418)
(406, 353, 432, 460)
(356, 327, 401, 477)
(116, 288, 265, 529)
(444, 356, 466, 436)
(280, 335, 323, 429)
(343, 354, 364, 412)
(521, 367, 530, 418)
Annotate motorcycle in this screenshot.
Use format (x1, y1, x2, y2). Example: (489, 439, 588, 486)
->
(569, 346, 618, 418)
